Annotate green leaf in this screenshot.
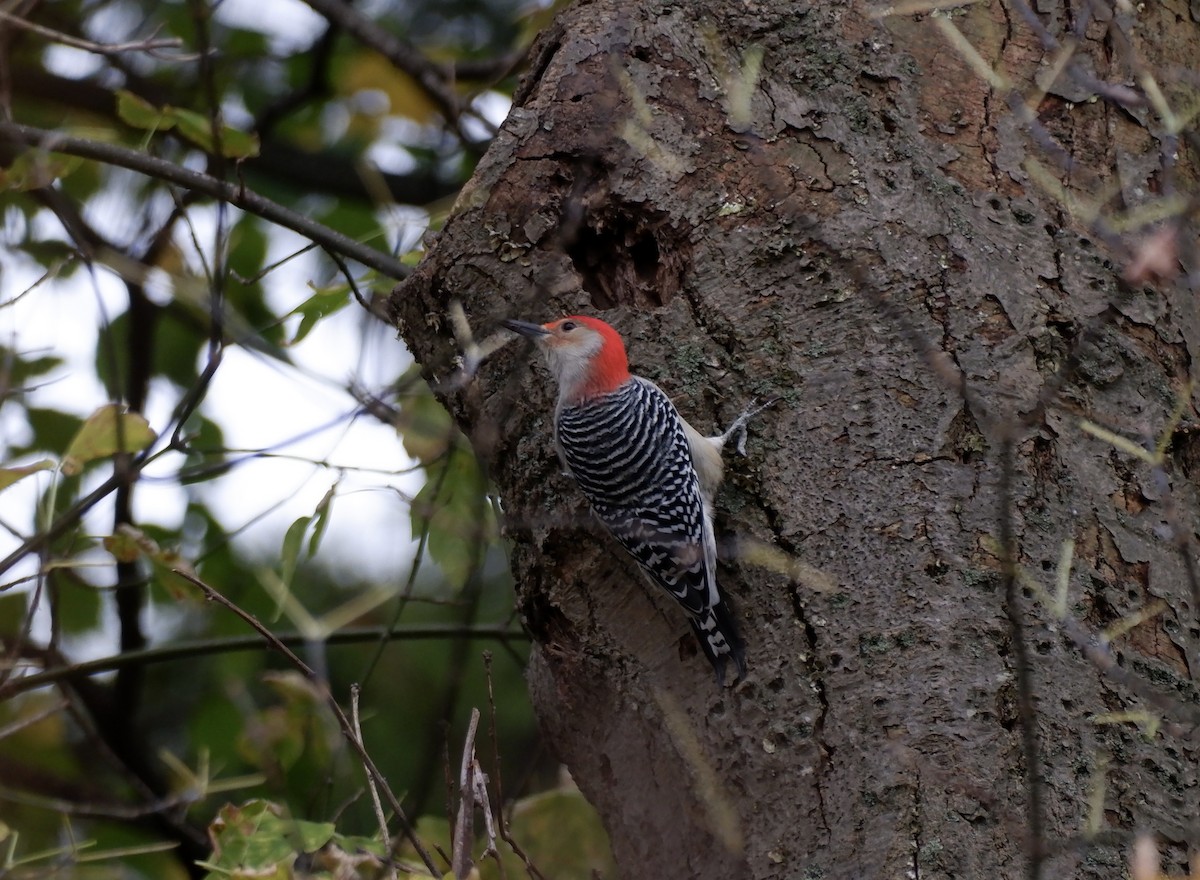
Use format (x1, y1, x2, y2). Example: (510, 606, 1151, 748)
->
(286, 285, 351, 346)
(280, 516, 311, 588)
(315, 199, 382, 248)
(204, 799, 335, 877)
(116, 91, 259, 158)
(99, 308, 202, 400)
(104, 530, 141, 564)
(216, 127, 261, 160)
(0, 349, 64, 387)
(236, 705, 305, 772)
(0, 592, 27, 639)
(393, 816, 452, 869)
(411, 445, 493, 591)
(56, 150, 103, 204)
(0, 151, 84, 190)
(236, 671, 335, 773)
(53, 572, 103, 635)
(171, 108, 260, 159)
(61, 405, 156, 475)
(308, 484, 336, 558)
(225, 26, 269, 58)
(0, 459, 54, 493)
(154, 309, 207, 389)
(116, 90, 172, 131)
(227, 216, 268, 297)
(171, 109, 213, 149)
(17, 239, 79, 270)
(290, 819, 336, 855)
(397, 371, 453, 464)
(231, 280, 285, 348)
(329, 834, 386, 858)
(96, 307, 207, 396)
(102, 523, 194, 576)
(495, 789, 617, 879)
(17, 407, 84, 458)
(179, 415, 229, 484)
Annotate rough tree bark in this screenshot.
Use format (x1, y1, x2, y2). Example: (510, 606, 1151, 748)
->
(391, 1, 1200, 877)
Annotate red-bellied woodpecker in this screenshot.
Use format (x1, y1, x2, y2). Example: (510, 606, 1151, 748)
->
(503, 314, 768, 685)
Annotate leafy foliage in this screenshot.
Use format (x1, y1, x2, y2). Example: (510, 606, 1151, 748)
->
(0, 0, 592, 877)
(116, 90, 262, 159)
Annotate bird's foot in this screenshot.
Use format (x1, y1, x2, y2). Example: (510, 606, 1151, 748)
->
(713, 397, 780, 456)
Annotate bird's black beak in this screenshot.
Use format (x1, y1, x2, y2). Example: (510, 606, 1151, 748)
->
(502, 319, 550, 338)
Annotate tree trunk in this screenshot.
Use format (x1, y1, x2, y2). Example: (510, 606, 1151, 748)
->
(391, 1, 1200, 877)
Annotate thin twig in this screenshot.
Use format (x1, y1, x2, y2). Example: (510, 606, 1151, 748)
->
(325, 247, 386, 321)
(175, 568, 445, 878)
(483, 652, 510, 880)
(473, 760, 498, 860)
(0, 781, 204, 821)
(1014, 564, 1200, 734)
(357, 449, 450, 687)
(410, 466, 491, 812)
(0, 10, 194, 59)
(0, 697, 68, 740)
(352, 684, 396, 880)
(484, 657, 546, 880)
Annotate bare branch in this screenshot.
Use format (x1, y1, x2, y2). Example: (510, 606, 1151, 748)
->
(352, 683, 396, 879)
(452, 708, 482, 879)
(0, 624, 526, 700)
(0, 10, 195, 60)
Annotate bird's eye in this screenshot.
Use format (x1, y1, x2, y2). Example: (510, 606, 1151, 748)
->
(561, 321, 577, 332)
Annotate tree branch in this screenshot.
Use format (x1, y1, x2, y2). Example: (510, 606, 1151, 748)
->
(0, 122, 411, 280)
(1, 624, 526, 699)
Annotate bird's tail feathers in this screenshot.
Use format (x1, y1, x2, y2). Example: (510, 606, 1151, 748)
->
(689, 600, 746, 686)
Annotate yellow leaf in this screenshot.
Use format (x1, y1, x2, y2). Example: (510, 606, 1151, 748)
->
(61, 405, 156, 475)
(0, 458, 55, 492)
(103, 528, 147, 563)
(337, 52, 441, 125)
(0, 151, 84, 190)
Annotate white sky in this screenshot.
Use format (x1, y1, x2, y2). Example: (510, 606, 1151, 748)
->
(0, 225, 424, 651)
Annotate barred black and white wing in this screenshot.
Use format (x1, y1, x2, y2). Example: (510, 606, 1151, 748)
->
(556, 377, 745, 683)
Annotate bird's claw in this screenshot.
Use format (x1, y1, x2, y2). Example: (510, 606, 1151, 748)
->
(717, 396, 780, 457)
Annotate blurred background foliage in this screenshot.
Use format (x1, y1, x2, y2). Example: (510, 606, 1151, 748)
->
(0, 0, 611, 877)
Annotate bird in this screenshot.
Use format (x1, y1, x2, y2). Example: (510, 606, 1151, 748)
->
(503, 314, 769, 685)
